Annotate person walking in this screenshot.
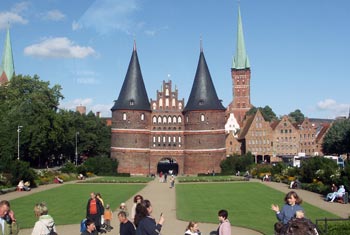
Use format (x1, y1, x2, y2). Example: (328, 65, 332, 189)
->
(271, 191, 304, 225)
(118, 211, 135, 235)
(134, 199, 164, 235)
(217, 209, 231, 235)
(86, 192, 104, 232)
(131, 195, 143, 222)
(0, 200, 19, 235)
(31, 202, 56, 235)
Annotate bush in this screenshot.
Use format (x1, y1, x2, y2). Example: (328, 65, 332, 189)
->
(318, 221, 350, 235)
(60, 162, 77, 173)
(83, 156, 118, 176)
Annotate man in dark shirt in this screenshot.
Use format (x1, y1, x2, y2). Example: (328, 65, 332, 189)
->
(118, 211, 135, 235)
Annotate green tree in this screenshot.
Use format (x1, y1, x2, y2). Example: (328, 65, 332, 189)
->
(299, 157, 337, 184)
(245, 106, 277, 122)
(288, 109, 305, 123)
(322, 119, 350, 155)
(83, 156, 118, 175)
(220, 153, 255, 174)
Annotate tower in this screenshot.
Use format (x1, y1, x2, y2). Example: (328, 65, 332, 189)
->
(110, 41, 151, 174)
(183, 42, 226, 174)
(228, 6, 251, 126)
(0, 27, 15, 85)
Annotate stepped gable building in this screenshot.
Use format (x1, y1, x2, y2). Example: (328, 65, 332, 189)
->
(0, 27, 15, 85)
(226, 6, 252, 128)
(111, 42, 226, 175)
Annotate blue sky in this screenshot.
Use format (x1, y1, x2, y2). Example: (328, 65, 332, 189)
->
(1, 0, 349, 119)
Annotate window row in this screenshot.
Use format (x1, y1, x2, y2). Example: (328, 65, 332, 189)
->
(153, 115, 182, 124)
(248, 139, 271, 145)
(152, 136, 182, 143)
(122, 113, 145, 121)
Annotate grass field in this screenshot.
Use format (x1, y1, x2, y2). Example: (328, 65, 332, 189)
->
(176, 182, 338, 234)
(10, 183, 146, 228)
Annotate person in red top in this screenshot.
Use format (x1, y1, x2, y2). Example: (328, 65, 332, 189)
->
(86, 192, 104, 232)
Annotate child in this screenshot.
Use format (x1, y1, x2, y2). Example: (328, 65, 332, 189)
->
(103, 204, 113, 232)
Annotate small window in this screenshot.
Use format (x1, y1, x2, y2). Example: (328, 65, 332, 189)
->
(122, 113, 127, 120)
(140, 113, 145, 121)
(129, 99, 135, 106)
(200, 114, 205, 122)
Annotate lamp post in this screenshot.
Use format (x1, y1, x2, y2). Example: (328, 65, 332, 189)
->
(17, 125, 23, 160)
(75, 131, 79, 165)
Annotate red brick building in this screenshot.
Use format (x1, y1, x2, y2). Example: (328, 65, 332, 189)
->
(111, 43, 225, 175)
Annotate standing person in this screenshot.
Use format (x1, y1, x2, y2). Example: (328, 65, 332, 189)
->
(134, 199, 164, 235)
(184, 221, 201, 235)
(81, 218, 98, 235)
(103, 204, 113, 231)
(170, 175, 175, 188)
(31, 202, 57, 235)
(217, 209, 231, 235)
(271, 191, 304, 225)
(118, 202, 129, 217)
(118, 211, 135, 235)
(0, 200, 19, 235)
(131, 195, 143, 222)
(86, 192, 104, 233)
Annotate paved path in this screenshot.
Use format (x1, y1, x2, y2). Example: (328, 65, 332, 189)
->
(2, 178, 349, 235)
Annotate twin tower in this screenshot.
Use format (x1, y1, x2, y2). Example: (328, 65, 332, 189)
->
(110, 7, 251, 175)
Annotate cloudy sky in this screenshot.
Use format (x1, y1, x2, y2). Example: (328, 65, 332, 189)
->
(1, 0, 349, 119)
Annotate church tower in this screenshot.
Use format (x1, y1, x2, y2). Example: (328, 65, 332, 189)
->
(0, 27, 15, 85)
(110, 42, 151, 174)
(183, 42, 226, 174)
(228, 6, 252, 126)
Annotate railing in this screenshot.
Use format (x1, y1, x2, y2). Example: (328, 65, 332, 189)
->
(315, 217, 350, 234)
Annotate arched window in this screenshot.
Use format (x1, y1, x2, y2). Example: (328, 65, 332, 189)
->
(163, 116, 167, 124)
(153, 116, 157, 124)
(159, 99, 163, 108)
(166, 98, 169, 107)
(153, 136, 156, 142)
(158, 116, 162, 124)
(152, 103, 157, 110)
(122, 113, 127, 120)
(179, 103, 182, 110)
(178, 116, 182, 123)
(200, 114, 205, 122)
(172, 99, 176, 107)
(140, 113, 145, 121)
(168, 116, 172, 123)
(173, 116, 177, 123)
(165, 88, 169, 96)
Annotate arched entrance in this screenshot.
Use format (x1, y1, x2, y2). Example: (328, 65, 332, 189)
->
(157, 158, 178, 175)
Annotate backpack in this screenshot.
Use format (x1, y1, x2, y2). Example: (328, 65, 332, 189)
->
(80, 218, 87, 233)
(47, 225, 58, 235)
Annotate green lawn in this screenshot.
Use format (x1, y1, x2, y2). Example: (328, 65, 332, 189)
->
(10, 184, 146, 228)
(176, 182, 338, 235)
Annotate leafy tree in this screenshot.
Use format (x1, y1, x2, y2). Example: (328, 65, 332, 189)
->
(83, 156, 118, 175)
(245, 106, 277, 122)
(322, 119, 350, 155)
(220, 153, 255, 174)
(288, 109, 305, 123)
(299, 157, 337, 184)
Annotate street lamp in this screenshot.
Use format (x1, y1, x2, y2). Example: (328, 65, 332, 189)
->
(17, 125, 23, 160)
(75, 132, 79, 165)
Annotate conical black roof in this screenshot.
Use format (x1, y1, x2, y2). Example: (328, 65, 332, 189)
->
(111, 43, 150, 111)
(183, 50, 225, 112)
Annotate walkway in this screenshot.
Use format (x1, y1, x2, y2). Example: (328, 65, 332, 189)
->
(2, 178, 349, 235)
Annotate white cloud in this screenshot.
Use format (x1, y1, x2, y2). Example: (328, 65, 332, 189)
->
(11, 2, 30, 14)
(316, 99, 349, 118)
(0, 12, 28, 29)
(24, 37, 96, 58)
(75, 0, 140, 34)
(41, 10, 66, 21)
(59, 98, 112, 117)
(72, 20, 82, 31)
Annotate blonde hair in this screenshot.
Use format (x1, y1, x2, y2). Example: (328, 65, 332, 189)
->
(34, 202, 48, 216)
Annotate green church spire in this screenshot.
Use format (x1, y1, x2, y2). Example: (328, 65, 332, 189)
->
(1, 27, 15, 81)
(232, 6, 250, 69)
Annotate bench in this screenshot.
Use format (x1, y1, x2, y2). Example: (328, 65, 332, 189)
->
(337, 192, 348, 204)
(0, 187, 17, 194)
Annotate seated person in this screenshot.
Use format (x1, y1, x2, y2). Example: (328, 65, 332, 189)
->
(17, 180, 24, 191)
(54, 176, 64, 183)
(328, 185, 345, 202)
(78, 173, 85, 180)
(23, 181, 31, 191)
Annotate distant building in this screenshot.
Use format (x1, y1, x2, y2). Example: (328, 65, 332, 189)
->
(110, 42, 225, 175)
(76, 105, 86, 115)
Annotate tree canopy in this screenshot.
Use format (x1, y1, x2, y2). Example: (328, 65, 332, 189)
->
(245, 105, 277, 122)
(322, 119, 350, 156)
(0, 74, 111, 168)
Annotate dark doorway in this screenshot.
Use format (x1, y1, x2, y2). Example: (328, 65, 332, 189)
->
(157, 158, 178, 175)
